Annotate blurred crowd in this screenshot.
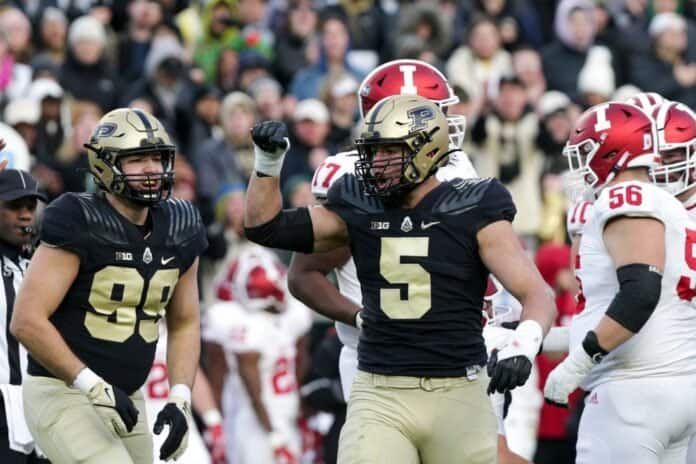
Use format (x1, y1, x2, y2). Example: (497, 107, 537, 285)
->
(0, 0, 695, 463)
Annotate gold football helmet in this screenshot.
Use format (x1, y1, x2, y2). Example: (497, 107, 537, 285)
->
(84, 108, 175, 204)
(354, 94, 451, 201)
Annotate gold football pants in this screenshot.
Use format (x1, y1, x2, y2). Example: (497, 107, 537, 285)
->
(338, 369, 497, 464)
(23, 375, 153, 464)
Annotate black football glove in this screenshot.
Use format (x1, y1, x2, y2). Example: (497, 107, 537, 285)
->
(487, 348, 533, 394)
(486, 320, 543, 394)
(251, 121, 289, 154)
(154, 398, 191, 461)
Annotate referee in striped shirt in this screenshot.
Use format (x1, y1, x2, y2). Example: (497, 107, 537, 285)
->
(0, 167, 49, 463)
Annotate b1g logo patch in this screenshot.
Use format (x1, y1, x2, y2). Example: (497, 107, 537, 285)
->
(93, 122, 118, 138)
(407, 106, 434, 133)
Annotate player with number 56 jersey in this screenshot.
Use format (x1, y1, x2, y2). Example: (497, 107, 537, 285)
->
(546, 101, 696, 464)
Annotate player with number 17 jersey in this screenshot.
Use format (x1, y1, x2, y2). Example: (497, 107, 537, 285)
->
(571, 180, 696, 390)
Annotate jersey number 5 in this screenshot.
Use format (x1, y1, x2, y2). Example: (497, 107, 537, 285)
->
(86, 266, 180, 343)
(379, 237, 431, 319)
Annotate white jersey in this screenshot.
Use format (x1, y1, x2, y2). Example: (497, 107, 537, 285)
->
(311, 149, 479, 350)
(142, 326, 211, 464)
(571, 180, 696, 390)
(202, 299, 311, 427)
(566, 198, 594, 239)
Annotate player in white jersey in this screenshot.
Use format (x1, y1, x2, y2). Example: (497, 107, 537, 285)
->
(142, 326, 214, 464)
(544, 101, 696, 464)
(648, 100, 696, 464)
(202, 245, 312, 464)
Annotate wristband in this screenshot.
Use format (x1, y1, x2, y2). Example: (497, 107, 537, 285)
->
(253, 143, 288, 177)
(72, 367, 101, 394)
(202, 409, 223, 427)
(169, 384, 192, 404)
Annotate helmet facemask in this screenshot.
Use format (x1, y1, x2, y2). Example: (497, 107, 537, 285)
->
(651, 143, 696, 196)
(355, 138, 419, 203)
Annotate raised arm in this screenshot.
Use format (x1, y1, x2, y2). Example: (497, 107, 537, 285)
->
(244, 121, 349, 253)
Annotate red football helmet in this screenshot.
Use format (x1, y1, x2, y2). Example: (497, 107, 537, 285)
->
(564, 102, 658, 194)
(358, 59, 466, 148)
(625, 92, 667, 114)
(215, 247, 287, 313)
(649, 101, 696, 196)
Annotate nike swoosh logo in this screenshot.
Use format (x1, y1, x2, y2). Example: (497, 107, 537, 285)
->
(421, 221, 440, 230)
(161, 256, 175, 265)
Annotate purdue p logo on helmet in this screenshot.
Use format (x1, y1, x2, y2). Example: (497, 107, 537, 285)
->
(355, 94, 450, 201)
(84, 108, 176, 204)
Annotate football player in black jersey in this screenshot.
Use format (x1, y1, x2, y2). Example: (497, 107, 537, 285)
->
(244, 95, 556, 464)
(10, 108, 207, 464)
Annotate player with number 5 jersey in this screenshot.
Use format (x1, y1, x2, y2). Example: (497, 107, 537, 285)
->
(545, 101, 696, 464)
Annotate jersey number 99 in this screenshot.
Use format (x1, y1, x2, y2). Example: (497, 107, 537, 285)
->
(86, 266, 180, 343)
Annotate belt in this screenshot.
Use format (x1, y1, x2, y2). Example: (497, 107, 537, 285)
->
(358, 365, 483, 392)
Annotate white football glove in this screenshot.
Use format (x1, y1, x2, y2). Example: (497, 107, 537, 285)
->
(154, 385, 192, 461)
(251, 121, 290, 176)
(544, 344, 597, 407)
(73, 367, 138, 437)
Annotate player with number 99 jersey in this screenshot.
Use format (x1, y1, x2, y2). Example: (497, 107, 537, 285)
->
(27, 193, 207, 395)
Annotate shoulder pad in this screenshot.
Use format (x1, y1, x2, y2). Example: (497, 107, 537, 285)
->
(161, 198, 205, 246)
(74, 193, 130, 245)
(326, 173, 384, 214)
(433, 177, 496, 214)
(594, 181, 662, 228)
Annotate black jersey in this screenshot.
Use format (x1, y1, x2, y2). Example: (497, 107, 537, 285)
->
(28, 193, 207, 394)
(325, 175, 516, 377)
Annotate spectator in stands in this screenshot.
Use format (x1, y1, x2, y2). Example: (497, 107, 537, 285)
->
(446, 15, 512, 105)
(326, 0, 393, 72)
(32, 7, 68, 69)
(122, 34, 195, 151)
(273, 0, 318, 89)
(28, 78, 65, 164)
(235, 0, 275, 59)
(196, 91, 255, 224)
(471, 0, 545, 49)
(513, 46, 547, 108)
(53, 100, 102, 194)
(0, 27, 31, 110)
(194, 0, 240, 83)
(237, 50, 273, 92)
(117, 0, 164, 83)
(289, 13, 363, 101)
(60, 15, 119, 112)
(3, 98, 40, 159)
(577, 46, 615, 107)
(320, 73, 359, 150)
(542, 0, 614, 103)
(0, 8, 32, 63)
(629, 12, 696, 108)
(281, 99, 332, 188)
(397, 1, 451, 61)
(536, 90, 576, 175)
(249, 76, 285, 121)
(188, 84, 222, 162)
(471, 75, 542, 243)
